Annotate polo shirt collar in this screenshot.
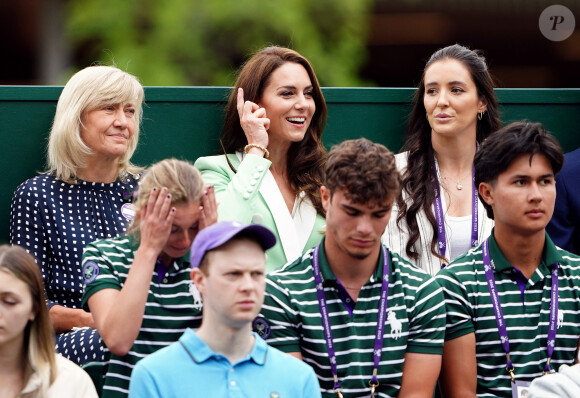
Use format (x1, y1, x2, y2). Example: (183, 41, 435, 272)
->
(170, 252, 191, 272)
(488, 229, 561, 273)
(180, 329, 268, 366)
(317, 237, 388, 285)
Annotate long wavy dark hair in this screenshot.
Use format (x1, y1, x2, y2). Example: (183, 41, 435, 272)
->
(397, 44, 502, 261)
(220, 46, 328, 215)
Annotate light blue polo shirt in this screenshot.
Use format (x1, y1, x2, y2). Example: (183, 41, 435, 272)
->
(129, 329, 321, 398)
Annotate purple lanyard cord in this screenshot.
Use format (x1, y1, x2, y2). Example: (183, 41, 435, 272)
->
(312, 244, 390, 397)
(482, 239, 559, 381)
(433, 164, 478, 268)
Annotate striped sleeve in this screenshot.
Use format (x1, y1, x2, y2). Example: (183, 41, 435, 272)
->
(435, 260, 476, 341)
(394, 255, 446, 354)
(260, 271, 303, 352)
(81, 238, 133, 309)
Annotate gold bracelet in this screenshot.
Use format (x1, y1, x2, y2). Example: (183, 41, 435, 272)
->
(244, 144, 270, 159)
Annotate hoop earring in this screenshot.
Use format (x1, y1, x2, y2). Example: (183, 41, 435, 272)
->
(478, 111, 484, 121)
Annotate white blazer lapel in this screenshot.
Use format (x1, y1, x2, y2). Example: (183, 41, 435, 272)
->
(259, 171, 301, 262)
(235, 152, 316, 262)
(292, 192, 317, 254)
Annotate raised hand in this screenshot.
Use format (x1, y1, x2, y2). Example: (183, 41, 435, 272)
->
(138, 187, 175, 255)
(237, 87, 270, 149)
(199, 185, 218, 230)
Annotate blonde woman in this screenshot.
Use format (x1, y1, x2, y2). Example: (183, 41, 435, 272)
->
(10, 65, 144, 364)
(82, 158, 217, 398)
(0, 245, 97, 397)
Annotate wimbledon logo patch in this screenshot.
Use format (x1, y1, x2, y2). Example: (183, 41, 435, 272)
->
(82, 261, 99, 285)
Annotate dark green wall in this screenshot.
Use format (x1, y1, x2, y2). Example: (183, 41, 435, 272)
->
(1, 86, 579, 244)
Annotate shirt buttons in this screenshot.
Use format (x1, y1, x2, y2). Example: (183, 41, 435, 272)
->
(162, 278, 168, 283)
(246, 186, 254, 193)
(346, 298, 351, 303)
(257, 166, 264, 172)
(249, 179, 257, 186)
(243, 193, 250, 200)
(251, 214, 263, 224)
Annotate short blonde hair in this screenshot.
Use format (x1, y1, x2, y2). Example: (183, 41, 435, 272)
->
(47, 65, 144, 183)
(128, 158, 205, 238)
(0, 245, 57, 393)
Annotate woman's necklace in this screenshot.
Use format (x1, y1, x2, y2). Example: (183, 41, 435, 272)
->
(442, 175, 465, 190)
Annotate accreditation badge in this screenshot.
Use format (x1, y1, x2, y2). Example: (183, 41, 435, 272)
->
(121, 203, 136, 220)
(511, 380, 531, 398)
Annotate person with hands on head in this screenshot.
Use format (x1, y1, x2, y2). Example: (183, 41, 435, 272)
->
(195, 45, 327, 272)
(10, 65, 144, 365)
(436, 122, 580, 398)
(81, 158, 217, 398)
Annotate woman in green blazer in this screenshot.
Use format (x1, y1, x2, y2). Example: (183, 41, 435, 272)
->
(195, 46, 327, 272)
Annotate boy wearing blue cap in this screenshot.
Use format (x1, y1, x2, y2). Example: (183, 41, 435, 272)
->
(128, 221, 321, 398)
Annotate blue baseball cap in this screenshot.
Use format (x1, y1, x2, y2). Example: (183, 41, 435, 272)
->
(190, 221, 277, 269)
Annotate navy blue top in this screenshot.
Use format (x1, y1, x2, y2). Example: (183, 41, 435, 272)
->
(547, 148, 580, 255)
(10, 173, 139, 309)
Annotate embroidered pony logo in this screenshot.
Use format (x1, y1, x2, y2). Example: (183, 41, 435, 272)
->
(189, 282, 203, 310)
(388, 311, 402, 339)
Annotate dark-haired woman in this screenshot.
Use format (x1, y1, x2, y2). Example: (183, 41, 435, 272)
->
(195, 46, 327, 272)
(384, 44, 501, 275)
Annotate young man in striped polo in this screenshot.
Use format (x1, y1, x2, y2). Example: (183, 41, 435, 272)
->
(437, 122, 580, 398)
(255, 138, 446, 397)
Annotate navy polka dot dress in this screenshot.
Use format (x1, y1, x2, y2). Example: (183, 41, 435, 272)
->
(10, 172, 138, 365)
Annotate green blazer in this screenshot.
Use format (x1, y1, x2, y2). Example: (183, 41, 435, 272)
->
(194, 153, 326, 272)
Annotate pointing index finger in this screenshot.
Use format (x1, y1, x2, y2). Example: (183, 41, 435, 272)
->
(237, 88, 244, 114)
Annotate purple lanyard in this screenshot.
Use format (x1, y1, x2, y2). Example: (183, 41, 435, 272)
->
(312, 244, 389, 397)
(433, 165, 478, 267)
(482, 239, 559, 380)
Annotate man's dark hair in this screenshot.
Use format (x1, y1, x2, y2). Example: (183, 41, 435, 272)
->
(475, 121, 564, 219)
(325, 138, 401, 206)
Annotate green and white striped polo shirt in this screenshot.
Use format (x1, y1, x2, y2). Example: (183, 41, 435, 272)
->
(436, 231, 580, 397)
(81, 235, 202, 398)
(259, 240, 445, 397)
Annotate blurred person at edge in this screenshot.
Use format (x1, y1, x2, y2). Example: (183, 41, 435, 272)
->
(10, 65, 144, 365)
(383, 44, 501, 275)
(195, 46, 327, 272)
(0, 245, 98, 397)
(82, 158, 217, 398)
(546, 147, 580, 254)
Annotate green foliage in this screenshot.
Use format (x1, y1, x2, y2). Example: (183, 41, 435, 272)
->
(66, 0, 374, 86)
